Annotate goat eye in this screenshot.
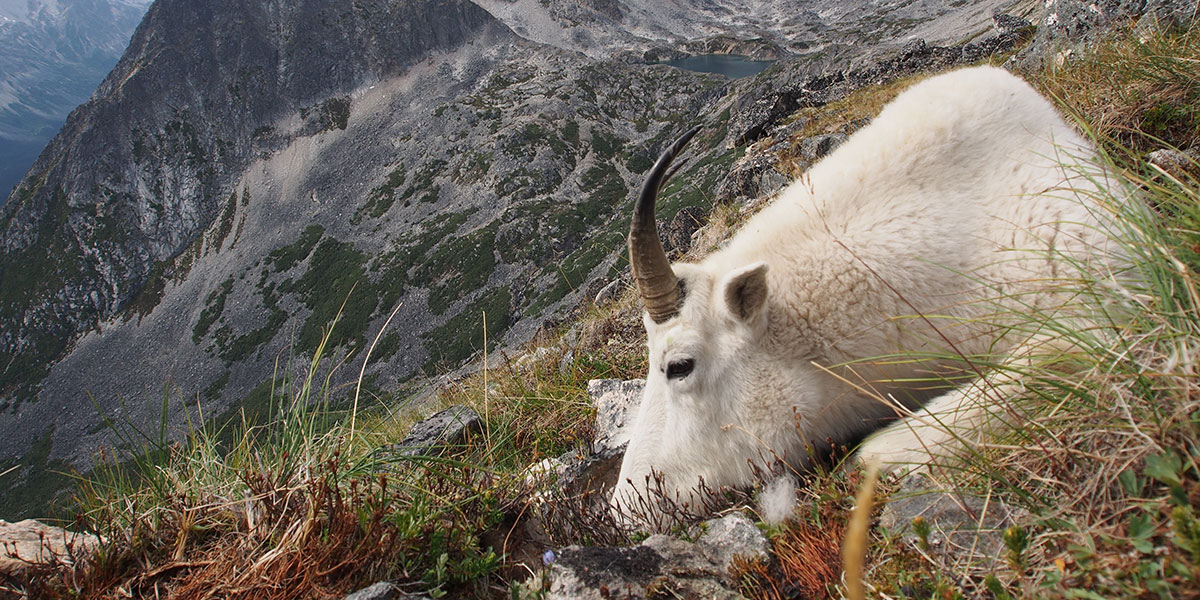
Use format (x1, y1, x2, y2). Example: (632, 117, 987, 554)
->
(666, 358, 695, 380)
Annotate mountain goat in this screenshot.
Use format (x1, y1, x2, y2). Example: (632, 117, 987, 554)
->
(612, 65, 1132, 526)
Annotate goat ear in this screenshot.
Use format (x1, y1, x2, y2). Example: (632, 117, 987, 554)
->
(722, 262, 769, 323)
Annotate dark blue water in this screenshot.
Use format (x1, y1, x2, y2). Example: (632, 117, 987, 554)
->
(662, 55, 776, 79)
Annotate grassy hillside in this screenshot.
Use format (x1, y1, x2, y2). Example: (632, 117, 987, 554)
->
(15, 23, 1200, 600)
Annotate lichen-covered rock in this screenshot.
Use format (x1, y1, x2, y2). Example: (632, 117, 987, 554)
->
(342, 582, 430, 600)
(796, 133, 848, 163)
(715, 151, 791, 205)
(541, 514, 768, 600)
(587, 379, 643, 455)
(664, 205, 707, 257)
(1021, 0, 1197, 67)
(1147, 147, 1199, 179)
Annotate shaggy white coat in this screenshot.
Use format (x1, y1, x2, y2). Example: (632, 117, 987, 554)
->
(612, 65, 1131, 525)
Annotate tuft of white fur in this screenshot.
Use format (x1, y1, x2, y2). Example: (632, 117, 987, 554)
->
(759, 475, 798, 525)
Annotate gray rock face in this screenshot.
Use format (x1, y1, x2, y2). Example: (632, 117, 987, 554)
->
(716, 150, 791, 205)
(0, 0, 503, 410)
(542, 513, 767, 599)
(726, 27, 1029, 148)
(663, 205, 706, 257)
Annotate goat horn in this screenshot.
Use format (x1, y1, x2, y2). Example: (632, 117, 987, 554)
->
(629, 126, 700, 323)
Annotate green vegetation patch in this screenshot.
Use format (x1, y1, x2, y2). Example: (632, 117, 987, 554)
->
(356, 168, 407, 221)
(421, 287, 512, 373)
(372, 211, 472, 309)
(414, 222, 499, 316)
(267, 224, 325, 272)
(280, 237, 378, 354)
(0, 427, 77, 520)
(301, 96, 352, 132)
(192, 276, 234, 344)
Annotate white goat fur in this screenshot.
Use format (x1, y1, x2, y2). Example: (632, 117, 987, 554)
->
(613, 66, 1130, 522)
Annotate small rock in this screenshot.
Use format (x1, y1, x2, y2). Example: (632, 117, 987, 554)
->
(879, 474, 1027, 562)
(343, 582, 421, 600)
(516, 346, 555, 371)
(695, 513, 771, 569)
(664, 206, 707, 256)
(587, 379, 644, 454)
(715, 151, 791, 204)
(592, 279, 624, 307)
(557, 349, 575, 375)
(992, 12, 1032, 36)
(1147, 147, 1198, 179)
(384, 405, 483, 458)
(0, 519, 99, 577)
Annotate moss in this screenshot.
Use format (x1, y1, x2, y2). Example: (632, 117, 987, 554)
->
(206, 189, 239, 252)
(203, 371, 231, 403)
(563, 120, 580, 147)
(421, 287, 512, 372)
(219, 284, 289, 364)
(372, 211, 471, 308)
(372, 331, 402, 362)
(528, 230, 621, 313)
(452, 152, 492, 184)
(590, 129, 625, 159)
(397, 159, 447, 207)
(301, 96, 352, 132)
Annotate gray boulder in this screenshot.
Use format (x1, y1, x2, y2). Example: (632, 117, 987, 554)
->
(383, 405, 483, 459)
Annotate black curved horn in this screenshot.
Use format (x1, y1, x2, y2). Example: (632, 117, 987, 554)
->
(629, 126, 700, 323)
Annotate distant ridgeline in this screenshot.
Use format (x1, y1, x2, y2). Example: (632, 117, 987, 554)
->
(0, 0, 152, 202)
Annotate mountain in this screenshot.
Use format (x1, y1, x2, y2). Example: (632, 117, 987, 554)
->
(0, 0, 1022, 516)
(0, 0, 152, 200)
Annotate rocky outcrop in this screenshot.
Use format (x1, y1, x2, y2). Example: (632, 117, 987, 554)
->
(0, 0, 152, 198)
(727, 18, 1034, 148)
(0, 519, 98, 578)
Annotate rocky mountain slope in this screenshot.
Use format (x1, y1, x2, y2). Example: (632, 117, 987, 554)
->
(0, 0, 151, 199)
(0, 0, 1032, 516)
